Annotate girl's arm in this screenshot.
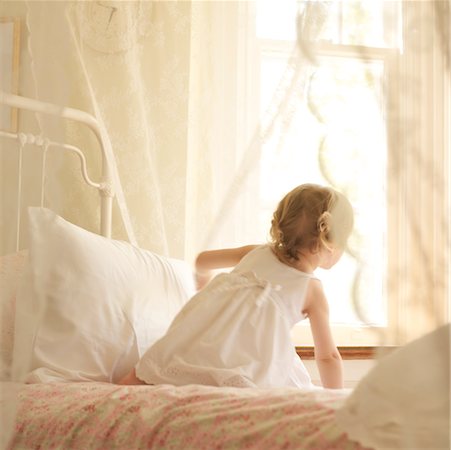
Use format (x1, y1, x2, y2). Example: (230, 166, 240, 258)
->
(303, 279, 344, 389)
(195, 245, 258, 290)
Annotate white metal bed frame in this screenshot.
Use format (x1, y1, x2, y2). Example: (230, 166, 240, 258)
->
(0, 91, 114, 249)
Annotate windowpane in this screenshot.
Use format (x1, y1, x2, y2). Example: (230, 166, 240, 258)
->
(256, 0, 298, 40)
(257, 52, 387, 327)
(257, 0, 401, 49)
(254, 0, 398, 334)
(320, 0, 400, 47)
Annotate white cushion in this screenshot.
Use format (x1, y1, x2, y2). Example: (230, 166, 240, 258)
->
(336, 323, 450, 450)
(12, 207, 195, 383)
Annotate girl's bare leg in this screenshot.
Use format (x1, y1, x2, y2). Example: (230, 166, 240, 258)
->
(117, 368, 147, 385)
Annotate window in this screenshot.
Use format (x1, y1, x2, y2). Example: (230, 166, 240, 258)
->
(251, 0, 402, 345)
(210, 0, 448, 345)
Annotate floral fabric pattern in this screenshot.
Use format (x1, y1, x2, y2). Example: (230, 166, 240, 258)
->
(8, 382, 370, 449)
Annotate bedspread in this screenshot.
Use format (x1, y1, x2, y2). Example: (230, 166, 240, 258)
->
(7, 382, 369, 450)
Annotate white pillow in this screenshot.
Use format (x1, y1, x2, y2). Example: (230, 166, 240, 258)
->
(12, 207, 195, 383)
(336, 323, 450, 450)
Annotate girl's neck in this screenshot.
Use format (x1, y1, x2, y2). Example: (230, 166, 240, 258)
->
(272, 246, 319, 274)
(291, 252, 319, 274)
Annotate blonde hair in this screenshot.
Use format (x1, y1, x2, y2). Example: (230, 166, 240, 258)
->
(270, 184, 354, 263)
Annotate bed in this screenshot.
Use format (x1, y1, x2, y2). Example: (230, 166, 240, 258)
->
(0, 92, 449, 450)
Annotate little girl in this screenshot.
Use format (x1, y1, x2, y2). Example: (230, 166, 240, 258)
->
(119, 184, 354, 389)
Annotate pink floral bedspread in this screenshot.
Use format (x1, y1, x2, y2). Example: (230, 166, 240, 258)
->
(8, 382, 369, 449)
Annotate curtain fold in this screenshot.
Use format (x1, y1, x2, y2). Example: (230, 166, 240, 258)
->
(386, 0, 450, 343)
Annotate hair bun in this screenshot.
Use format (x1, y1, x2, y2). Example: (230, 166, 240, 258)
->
(317, 211, 331, 234)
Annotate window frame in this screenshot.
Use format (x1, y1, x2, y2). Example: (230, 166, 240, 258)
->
(256, 37, 399, 347)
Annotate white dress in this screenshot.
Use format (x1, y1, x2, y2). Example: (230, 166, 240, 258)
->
(135, 245, 316, 389)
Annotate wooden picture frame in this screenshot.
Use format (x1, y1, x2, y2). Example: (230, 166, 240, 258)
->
(0, 17, 20, 132)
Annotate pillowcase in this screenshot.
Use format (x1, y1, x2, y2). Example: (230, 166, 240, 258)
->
(12, 207, 195, 383)
(335, 323, 450, 450)
(0, 250, 28, 381)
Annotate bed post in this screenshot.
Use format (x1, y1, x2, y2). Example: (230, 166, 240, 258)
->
(99, 130, 114, 239)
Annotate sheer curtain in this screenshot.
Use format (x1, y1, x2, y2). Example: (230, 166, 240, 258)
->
(386, 0, 450, 343)
(1, 0, 449, 341)
(21, 1, 193, 257)
(3, 1, 332, 257)
(7, 1, 262, 261)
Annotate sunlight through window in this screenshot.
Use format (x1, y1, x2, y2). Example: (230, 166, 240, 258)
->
(254, 0, 401, 341)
